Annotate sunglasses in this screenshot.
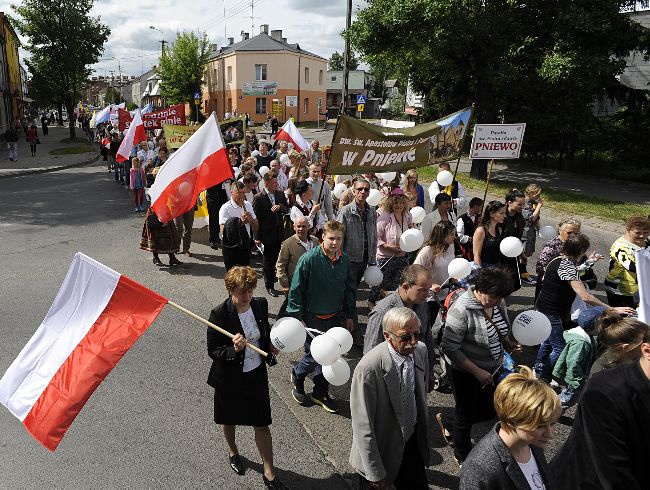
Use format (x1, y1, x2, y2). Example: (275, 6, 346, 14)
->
(388, 331, 421, 342)
(355, 187, 370, 192)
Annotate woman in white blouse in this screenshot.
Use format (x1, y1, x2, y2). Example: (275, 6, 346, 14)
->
(207, 266, 286, 489)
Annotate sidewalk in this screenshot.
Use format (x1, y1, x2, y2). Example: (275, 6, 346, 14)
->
(0, 125, 99, 178)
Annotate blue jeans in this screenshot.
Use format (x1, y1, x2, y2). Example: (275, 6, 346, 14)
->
(8, 142, 17, 160)
(559, 385, 581, 408)
(292, 313, 344, 396)
(534, 313, 565, 381)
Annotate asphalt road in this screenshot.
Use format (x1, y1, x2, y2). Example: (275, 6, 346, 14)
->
(0, 160, 625, 489)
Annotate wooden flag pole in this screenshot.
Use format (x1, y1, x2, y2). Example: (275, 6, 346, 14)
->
(481, 158, 495, 213)
(316, 103, 344, 204)
(167, 300, 268, 357)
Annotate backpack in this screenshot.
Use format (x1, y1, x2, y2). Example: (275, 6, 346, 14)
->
(222, 217, 251, 250)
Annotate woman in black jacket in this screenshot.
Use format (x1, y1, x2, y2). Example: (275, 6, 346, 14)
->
(207, 266, 285, 489)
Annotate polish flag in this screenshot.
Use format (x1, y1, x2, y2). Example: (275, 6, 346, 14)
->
(0, 253, 168, 451)
(149, 113, 233, 223)
(274, 119, 309, 152)
(116, 109, 146, 162)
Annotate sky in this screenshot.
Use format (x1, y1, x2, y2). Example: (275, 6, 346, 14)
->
(1, 0, 367, 78)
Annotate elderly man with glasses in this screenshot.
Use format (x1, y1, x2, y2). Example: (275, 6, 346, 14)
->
(349, 306, 430, 489)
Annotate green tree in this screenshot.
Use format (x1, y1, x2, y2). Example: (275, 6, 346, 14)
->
(104, 86, 122, 105)
(12, 0, 110, 138)
(328, 50, 360, 71)
(348, 0, 650, 179)
(156, 31, 211, 123)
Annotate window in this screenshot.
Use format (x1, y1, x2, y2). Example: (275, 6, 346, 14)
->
(255, 64, 267, 81)
(227, 66, 232, 83)
(304, 67, 309, 84)
(303, 97, 309, 114)
(319, 70, 323, 85)
(256, 97, 267, 114)
(331, 76, 336, 82)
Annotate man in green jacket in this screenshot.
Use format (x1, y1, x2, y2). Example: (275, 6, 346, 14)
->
(288, 220, 356, 413)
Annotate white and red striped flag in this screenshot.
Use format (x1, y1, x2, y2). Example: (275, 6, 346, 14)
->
(274, 119, 309, 152)
(149, 113, 233, 223)
(0, 253, 168, 451)
(116, 109, 146, 162)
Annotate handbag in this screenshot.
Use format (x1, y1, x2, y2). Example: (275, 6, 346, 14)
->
(146, 212, 163, 229)
(36, 138, 41, 144)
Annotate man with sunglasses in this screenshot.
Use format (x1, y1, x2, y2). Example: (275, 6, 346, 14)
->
(350, 307, 430, 489)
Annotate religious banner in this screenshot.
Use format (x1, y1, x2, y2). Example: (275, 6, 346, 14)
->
(220, 116, 246, 146)
(162, 123, 199, 150)
(327, 107, 472, 175)
(119, 104, 187, 132)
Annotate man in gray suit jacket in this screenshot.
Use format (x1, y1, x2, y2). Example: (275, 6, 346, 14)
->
(350, 307, 430, 489)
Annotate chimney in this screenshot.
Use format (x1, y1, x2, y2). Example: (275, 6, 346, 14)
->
(228, 37, 234, 45)
(244, 32, 249, 41)
(260, 24, 269, 34)
(271, 29, 282, 41)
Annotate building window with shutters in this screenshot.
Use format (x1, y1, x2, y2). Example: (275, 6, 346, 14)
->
(319, 70, 323, 85)
(227, 66, 232, 83)
(255, 64, 267, 81)
(304, 67, 309, 84)
(256, 98, 267, 114)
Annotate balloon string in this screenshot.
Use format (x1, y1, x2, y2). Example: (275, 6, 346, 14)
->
(305, 327, 323, 339)
(379, 255, 395, 270)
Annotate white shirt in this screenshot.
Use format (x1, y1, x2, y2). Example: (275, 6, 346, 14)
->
(306, 177, 335, 220)
(237, 308, 262, 372)
(428, 180, 467, 209)
(291, 196, 324, 231)
(517, 449, 546, 490)
(218, 199, 256, 236)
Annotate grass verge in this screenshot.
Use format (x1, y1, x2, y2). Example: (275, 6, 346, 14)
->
(60, 137, 93, 144)
(50, 146, 95, 156)
(418, 167, 647, 223)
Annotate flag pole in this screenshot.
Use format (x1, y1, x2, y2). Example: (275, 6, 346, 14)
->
(481, 158, 495, 213)
(316, 103, 344, 204)
(167, 300, 268, 357)
(452, 103, 474, 181)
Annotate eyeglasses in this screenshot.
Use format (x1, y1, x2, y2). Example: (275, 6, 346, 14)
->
(355, 187, 370, 192)
(388, 331, 421, 342)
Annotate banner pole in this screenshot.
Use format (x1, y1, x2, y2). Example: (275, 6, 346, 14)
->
(167, 300, 268, 357)
(481, 158, 495, 213)
(316, 103, 344, 204)
(453, 103, 474, 181)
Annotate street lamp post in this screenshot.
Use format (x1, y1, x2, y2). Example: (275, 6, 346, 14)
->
(149, 26, 166, 55)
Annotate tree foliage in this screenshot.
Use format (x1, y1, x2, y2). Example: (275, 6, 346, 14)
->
(348, 0, 650, 178)
(328, 50, 360, 71)
(156, 31, 211, 122)
(12, 0, 110, 138)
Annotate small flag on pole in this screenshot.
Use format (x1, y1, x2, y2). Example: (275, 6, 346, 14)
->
(0, 253, 168, 451)
(274, 119, 309, 152)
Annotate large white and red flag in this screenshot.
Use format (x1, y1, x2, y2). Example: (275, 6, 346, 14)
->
(0, 253, 168, 451)
(149, 113, 233, 223)
(274, 119, 309, 152)
(116, 109, 146, 162)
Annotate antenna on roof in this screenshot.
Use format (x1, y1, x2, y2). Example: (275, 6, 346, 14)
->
(250, 0, 254, 33)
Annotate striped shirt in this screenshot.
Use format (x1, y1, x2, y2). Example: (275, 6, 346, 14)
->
(486, 307, 509, 361)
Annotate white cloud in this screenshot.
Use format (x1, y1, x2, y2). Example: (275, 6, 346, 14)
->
(1, 0, 367, 80)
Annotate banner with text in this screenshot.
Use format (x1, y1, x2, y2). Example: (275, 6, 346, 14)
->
(327, 107, 472, 175)
(119, 104, 187, 131)
(162, 124, 199, 150)
(469, 123, 526, 159)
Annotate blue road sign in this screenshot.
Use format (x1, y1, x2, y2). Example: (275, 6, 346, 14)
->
(356, 94, 366, 104)
(193, 92, 201, 99)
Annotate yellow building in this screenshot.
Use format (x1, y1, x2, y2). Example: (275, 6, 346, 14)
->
(1, 13, 23, 124)
(203, 25, 327, 125)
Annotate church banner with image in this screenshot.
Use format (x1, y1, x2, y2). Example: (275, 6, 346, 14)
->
(327, 107, 472, 175)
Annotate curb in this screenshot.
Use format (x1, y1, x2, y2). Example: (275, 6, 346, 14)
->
(0, 152, 101, 180)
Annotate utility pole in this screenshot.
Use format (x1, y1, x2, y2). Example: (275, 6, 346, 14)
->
(251, 0, 255, 33)
(342, 0, 352, 117)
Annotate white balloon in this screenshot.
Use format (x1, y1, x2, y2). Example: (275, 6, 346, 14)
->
(437, 170, 453, 187)
(178, 181, 192, 197)
(539, 225, 556, 240)
(234, 167, 242, 178)
(410, 206, 426, 224)
(270, 317, 306, 352)
(310, 334, 340, 366)
(325, 327, 354, 355)
(322, 358, 351, 386)
(399, 228, 425, 253)
(259, 166, 270, 177)
(500, 236, 524, 258)
(333, 182, 347, 199)
(380, 171, 397, 182)
(366, 188, 382, 207)
(363, 265, 384, 287)
(448, 257, 472, 280)
(279, 154, 289, 164)
(512, 310, 552, 346)
(251, 150, 260, 157)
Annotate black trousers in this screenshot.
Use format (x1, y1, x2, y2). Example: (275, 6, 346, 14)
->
(445, 367, 496, 461)
(222, 247, 251, 271)
(206, 195, 227, 244)
(359, 428, 428, 489)
(261, 240, 281, 289)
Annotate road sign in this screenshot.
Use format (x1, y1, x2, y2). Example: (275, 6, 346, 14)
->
(193, 92, 201, 100)
(356, 94, 366, 104)
(317, 97, 322, 110)
(357, 103, 365, 113)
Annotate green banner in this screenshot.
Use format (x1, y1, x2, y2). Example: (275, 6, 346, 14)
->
(327, 107, 472, 175)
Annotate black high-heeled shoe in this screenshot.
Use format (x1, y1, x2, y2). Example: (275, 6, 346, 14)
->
(152, 256, 164, 266)
(169, 257, 183, 266)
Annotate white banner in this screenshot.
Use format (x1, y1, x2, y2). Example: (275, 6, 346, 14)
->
(470, 123, 526, 159)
